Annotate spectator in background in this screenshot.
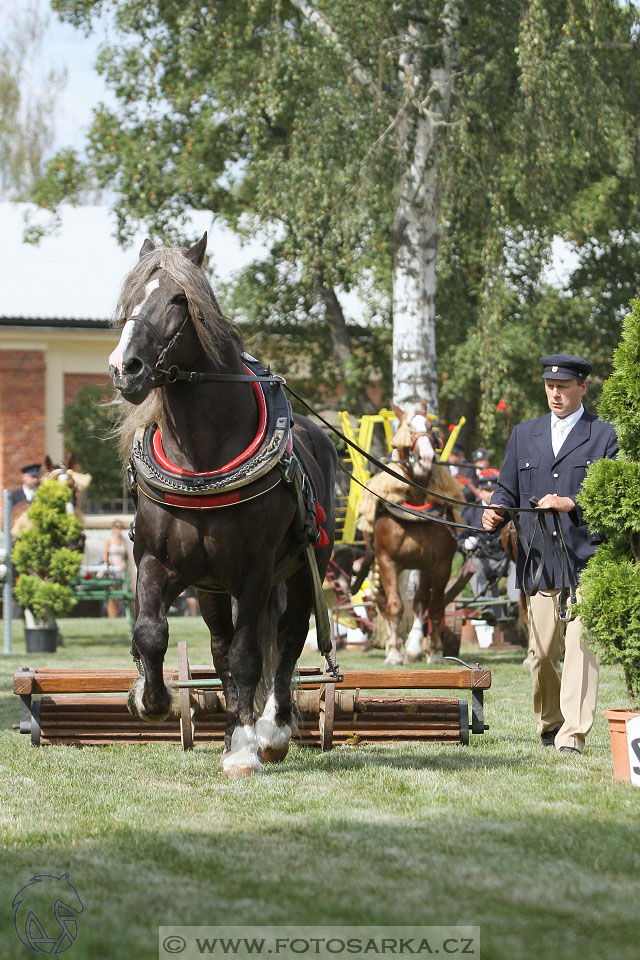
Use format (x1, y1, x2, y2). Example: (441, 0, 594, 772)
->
(101, 520, 128, 618)
(447, 444, 475, 482)
(9, 463, 41, 509)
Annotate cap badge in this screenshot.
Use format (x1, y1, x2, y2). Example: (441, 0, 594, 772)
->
(552, 365, 558, 372)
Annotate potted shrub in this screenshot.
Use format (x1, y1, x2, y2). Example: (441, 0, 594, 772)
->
(12, 479, 84, 652)
(578, 301, 640, 780)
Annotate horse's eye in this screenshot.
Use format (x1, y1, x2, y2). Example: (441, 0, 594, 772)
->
(171, 294, 188, 308)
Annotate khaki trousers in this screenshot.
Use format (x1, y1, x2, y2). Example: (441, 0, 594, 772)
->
(526, 590, 599, 752)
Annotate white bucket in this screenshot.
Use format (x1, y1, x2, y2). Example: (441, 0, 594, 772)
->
(471, 619, 494, 648)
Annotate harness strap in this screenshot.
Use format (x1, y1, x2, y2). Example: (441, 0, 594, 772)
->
(505, 499, 577, 620)
(158, 369, 286, 384)
(277, 451, 340, 678)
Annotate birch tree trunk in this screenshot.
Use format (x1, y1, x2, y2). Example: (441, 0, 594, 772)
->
(392, 3, 461, 416)
(289, 0, 462, 415)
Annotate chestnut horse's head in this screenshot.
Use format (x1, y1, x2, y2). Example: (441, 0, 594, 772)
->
(109, 233, 218, 404)
(43, 455, 91, 513)
(390, 400, 435, 483)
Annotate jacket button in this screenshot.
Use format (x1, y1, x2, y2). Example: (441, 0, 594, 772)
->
(553, 472, 558, 478)
(525, 462, 530, 467)
(552, 531, 557, 536)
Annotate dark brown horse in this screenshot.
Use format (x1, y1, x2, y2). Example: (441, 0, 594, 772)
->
(109, 234, 336, 776)
(358, 404, 463, 665)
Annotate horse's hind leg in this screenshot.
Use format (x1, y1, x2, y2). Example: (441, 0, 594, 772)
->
(128, 556, 182, 722)
(256, 577, 307, 763)
(197, 591, 236, 744)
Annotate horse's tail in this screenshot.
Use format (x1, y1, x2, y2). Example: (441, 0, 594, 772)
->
(254, 582, 287, 714)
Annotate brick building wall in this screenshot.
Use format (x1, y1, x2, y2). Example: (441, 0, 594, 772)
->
(0, 349, 46, 525)
(64, 373, 111, 406)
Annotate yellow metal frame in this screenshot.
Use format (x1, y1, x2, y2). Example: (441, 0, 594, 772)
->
(335, 410, 467, 544)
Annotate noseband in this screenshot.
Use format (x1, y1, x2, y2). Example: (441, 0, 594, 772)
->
(124, 311, 192, 387)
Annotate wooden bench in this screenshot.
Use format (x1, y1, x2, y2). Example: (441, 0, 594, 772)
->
(14, 643, 491, 750)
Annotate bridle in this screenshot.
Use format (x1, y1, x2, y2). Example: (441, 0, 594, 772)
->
(122, 310, 284, 388)
(122, 311, 192, 387)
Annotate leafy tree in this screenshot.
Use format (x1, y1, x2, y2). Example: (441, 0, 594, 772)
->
(60, 384, 123, 501)
(36, 0, 640, 444)
(0, 1, 66, 199)
(578, 302, 640, 707)
(12, 480, 83, 625)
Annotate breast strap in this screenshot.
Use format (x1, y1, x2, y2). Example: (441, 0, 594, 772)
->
(129, 354, 292, 502)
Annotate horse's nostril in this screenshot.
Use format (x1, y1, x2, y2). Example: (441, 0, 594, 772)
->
(123, 357, 143, 376)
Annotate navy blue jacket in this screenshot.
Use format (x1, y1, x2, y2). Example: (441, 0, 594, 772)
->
(489, 409, 618, 589)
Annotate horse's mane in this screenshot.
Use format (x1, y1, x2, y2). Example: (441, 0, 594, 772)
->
(112, 245, 241, 463)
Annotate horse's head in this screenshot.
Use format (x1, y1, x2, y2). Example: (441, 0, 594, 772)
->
(43, 455, 91, 512)
(109, 233, 209, 404)
(391, 400, 435, 483)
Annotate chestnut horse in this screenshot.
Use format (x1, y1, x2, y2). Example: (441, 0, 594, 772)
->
(108, 234, 336, 776)
(358, 404, 464, 665)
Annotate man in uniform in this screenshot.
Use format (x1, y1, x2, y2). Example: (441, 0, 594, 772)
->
(482, 354, 618, 755)
(9, 463, 41, 509)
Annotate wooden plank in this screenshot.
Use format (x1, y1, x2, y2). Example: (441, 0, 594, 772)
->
(14, 663, 324, 694)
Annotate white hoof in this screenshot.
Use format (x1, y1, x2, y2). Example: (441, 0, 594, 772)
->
(384, 648, 404, 666)
(427, 652, 444, 664)
(256, 693, 292, 763)
(221, 724, 263, 777)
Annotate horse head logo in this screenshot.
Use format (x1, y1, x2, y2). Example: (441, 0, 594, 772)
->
(12, 873, 84, 954)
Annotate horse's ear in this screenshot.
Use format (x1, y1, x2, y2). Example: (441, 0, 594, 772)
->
(419, 398, 427, 416)
(44, 455, 53, 473)
(391, 401, 405, 423)
(139, 239, 155, 259)
(184, 232, 207, 266)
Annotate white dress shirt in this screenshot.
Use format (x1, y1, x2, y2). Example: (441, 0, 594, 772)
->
(551, 404, 584, 457)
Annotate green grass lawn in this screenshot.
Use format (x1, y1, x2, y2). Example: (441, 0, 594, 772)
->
(1, 617, 638, 960)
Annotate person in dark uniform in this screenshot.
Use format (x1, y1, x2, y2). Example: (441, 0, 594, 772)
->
(460, 468, 510, 622)
(9, 463, 41, 508)
(482, 354, 618, 755)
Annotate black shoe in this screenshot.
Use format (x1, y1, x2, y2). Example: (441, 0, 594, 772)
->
(540, 726, 560, 747)
(558, 746, 581, 755)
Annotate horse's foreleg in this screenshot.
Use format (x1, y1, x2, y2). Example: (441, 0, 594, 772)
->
(424, 571, 449, 664)
(128, 556, 182, 722)
(257, 575, 309, 763)
(376, 554, 405, 666)
(221, 574, 271, 778)
(405, 600, 426, 664)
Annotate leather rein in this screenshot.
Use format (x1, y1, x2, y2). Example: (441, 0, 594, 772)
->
(128, 311, 576, 619)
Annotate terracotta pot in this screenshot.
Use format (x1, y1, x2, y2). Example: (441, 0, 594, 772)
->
(460, 619, 477, 645)
(605, 709, 640, 782)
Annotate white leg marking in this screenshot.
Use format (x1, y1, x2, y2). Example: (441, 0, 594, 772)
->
(404, 616, 424, 662)
(256, 692, 292, 752)
(221, 724, 263, 776)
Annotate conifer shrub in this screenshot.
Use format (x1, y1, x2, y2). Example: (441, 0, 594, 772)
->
(12, 480, 84, 626)
(578, 301, 640, 707)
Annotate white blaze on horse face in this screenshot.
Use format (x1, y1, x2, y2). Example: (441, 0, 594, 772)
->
(411, 417, 435, 479)
(109, 320, 137, 375)
(130, 278, 160, 317)
(109, 279, 161, 374)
